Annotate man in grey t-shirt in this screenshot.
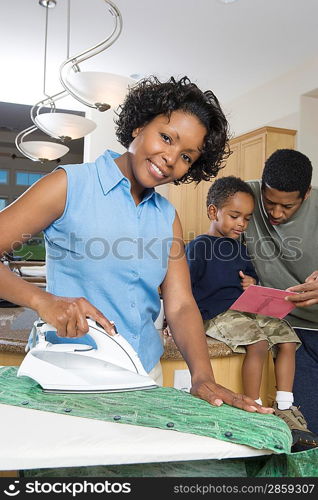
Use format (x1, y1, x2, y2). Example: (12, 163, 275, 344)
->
(246, 149, 318, 438)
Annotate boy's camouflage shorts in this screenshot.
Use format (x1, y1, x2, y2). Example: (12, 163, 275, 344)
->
(204, 309, 301, 356)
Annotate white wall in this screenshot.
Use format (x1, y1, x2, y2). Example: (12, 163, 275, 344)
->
(298, 95, 318, 186)
(224, 55, 318, 186)
(84, 55, 318, 187)
(224, 56, 318, 135)
(83, 108, 125, 163)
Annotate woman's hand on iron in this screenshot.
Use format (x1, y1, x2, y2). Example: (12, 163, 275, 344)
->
(190, 379, 274, 414)
(33, 293, 114, 337)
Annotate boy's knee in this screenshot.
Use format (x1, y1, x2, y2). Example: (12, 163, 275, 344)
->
(246, 340, 268, 356)
(277, 342, 297, 353)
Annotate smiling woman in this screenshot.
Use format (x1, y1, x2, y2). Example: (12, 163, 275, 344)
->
(0, 75, 273, 415)
(115, 76, 231, 184)
(116, 111, 207, 202)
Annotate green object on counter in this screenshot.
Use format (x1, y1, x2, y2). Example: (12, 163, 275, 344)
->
(0, 366, 290, 453)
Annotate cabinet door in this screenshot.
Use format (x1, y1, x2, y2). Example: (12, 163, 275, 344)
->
(167, 182, 182, 215)
(221, 141, 241, 178)
(167, 182, 185, 240)
(181, 182, 201, 242)
(266, 130, 296, 158)
(197, 179, 212, 235)
(240, 133, 266, 180)
(168, 182, 200, 242)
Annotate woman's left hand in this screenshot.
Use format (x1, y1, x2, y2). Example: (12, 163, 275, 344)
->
(190, 379, 274, 414)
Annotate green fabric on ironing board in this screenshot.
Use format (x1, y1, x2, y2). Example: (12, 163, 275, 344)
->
(23, 459, 248, 477)
(2, 366, 318, 477)
(0, 366, 290, 453)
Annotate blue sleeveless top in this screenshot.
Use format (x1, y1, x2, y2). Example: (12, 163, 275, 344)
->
(43, 150, 175, 371)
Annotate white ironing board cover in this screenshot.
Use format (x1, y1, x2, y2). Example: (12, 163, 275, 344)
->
(0, 403, 272, 471)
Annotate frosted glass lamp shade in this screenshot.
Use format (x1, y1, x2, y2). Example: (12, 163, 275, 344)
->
(66, 71, 135, 109)
(19, 141, 69, 161)
(34, 113, 96, 140)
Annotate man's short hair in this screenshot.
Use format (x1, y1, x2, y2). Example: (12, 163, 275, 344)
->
(262, 149, 312, 199)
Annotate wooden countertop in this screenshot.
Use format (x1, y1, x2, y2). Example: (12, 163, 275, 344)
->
(161, 333, 234, 360)
(0, 307, 38, 354)
(0, 306, 235, 360)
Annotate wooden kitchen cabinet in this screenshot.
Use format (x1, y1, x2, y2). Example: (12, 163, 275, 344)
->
(168, 181, 201, 242)
(161, 352, 275, 407)
(168, 126, 296, 241)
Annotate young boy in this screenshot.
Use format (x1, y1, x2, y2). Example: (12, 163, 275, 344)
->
(186, 176, 318, 450)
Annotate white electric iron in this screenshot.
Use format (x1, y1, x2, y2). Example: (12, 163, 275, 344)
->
(17, 318, 158, 393)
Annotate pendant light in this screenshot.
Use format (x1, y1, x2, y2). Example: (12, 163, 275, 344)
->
(15, 1, 89, 162)
(59, 0, 135, 112)
(15, 126, 69, 162)
(31, 0, 97, 142)
(16, 0, 133, 163)
(31, 93, 96, 142)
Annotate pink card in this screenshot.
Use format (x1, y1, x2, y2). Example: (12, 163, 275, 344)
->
(229, 285, 297, 319)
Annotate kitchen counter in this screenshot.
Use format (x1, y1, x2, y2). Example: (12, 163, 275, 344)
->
(0, 307, 38, 354)
(0, 306, 234, 359)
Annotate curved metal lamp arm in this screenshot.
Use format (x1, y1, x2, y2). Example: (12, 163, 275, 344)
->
(59, 0, 123, 110)
(30, 90, 69, 126)
(15, 125, 69, 163)
(15, 126, 41, 162)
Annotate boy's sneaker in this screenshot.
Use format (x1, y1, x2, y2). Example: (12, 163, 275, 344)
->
(272, 402, 318, 452)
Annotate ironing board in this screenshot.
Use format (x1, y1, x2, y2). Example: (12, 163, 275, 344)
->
(1, 365, 290, 476)
(2, 363, 317, 478)
(0, 403, 273, 472)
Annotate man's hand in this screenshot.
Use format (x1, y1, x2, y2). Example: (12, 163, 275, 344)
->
(286, 272, 318, 307)
(305, 270, 318, 283)
(239, 271, 257, 291)
(190, 379, 274, 414)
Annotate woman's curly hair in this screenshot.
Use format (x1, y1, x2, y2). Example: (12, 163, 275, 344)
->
(115, 76, 231, 184)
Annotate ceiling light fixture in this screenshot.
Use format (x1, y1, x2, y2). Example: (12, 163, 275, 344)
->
(16, 1, 74, 162)
(59, 0, 135, 112)
(16, 0, 132, 163)
(15, 125, 69, 162)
